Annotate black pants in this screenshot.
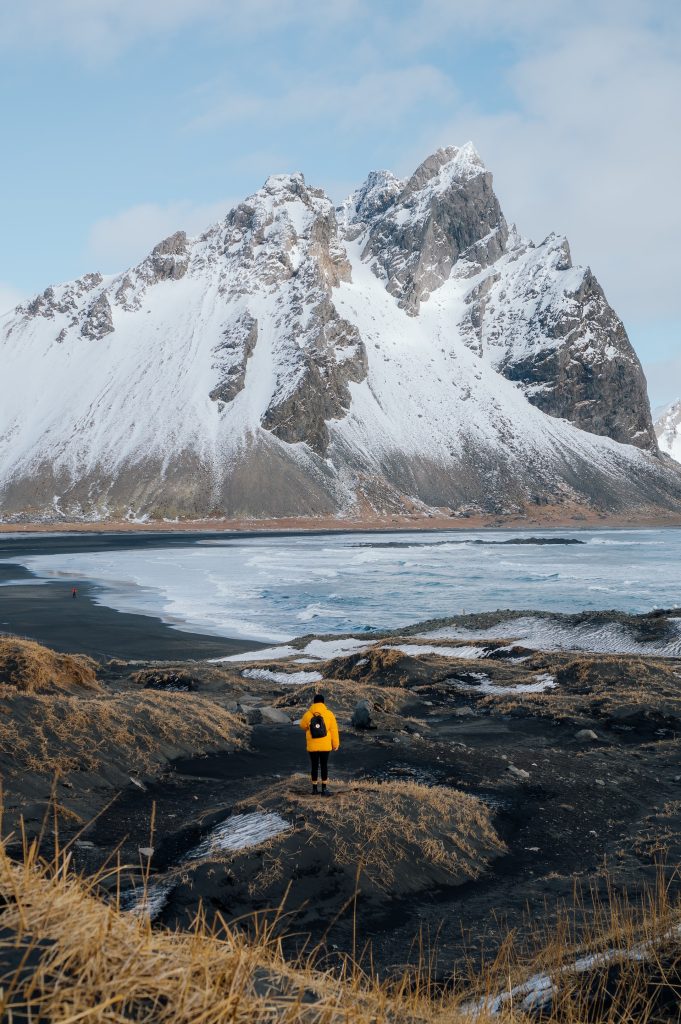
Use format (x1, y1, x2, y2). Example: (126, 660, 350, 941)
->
(309, 751, 329, 783)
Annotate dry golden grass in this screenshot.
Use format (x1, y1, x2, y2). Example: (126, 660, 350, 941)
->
(0, 635, 100, 694)
(0, 833, 450, 1024)
(246, 777, 506, 891)
(471, 652, 681, 721)
(275, 680, 409, 719)
(3, 828, 681, 1022)
(0, 691, 249, 775)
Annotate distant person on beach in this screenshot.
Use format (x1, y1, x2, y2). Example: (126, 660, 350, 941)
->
(71, 587, 78, 599)
(299, 693, 339, 796)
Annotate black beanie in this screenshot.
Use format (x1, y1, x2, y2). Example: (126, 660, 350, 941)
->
(314, 693, 325, 704)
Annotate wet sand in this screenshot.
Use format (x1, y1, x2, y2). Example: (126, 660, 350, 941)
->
(0, 534, 266, 660)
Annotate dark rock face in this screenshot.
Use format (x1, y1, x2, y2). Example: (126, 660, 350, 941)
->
(459, 233, 657, 451)
(81, 292, 114, 341)
(261, 299, 367, 455)
(146, 231, 189, 282)
(209, 172, 368, 454)
(209, 313, 258, 405)
(499, 292, 656, 451)
(356, 146, 508, 313)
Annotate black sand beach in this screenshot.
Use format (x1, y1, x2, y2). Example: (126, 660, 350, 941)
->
(0, 533, 265, 660)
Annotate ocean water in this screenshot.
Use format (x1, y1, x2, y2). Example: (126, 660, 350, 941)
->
(2, 528, 680, 644)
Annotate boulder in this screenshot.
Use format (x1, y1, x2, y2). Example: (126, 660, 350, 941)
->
(351, 699, 376, 730)
(239, 706, 263, 725)
(260, 706, 292, 725)
(507, 765, 530, 780)
(575, 729, 599, 741)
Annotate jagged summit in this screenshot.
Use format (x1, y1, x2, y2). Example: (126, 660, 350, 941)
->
(403, 142, 486, 190)
(0, 145, 678, 522)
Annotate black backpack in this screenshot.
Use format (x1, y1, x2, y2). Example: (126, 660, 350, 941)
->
(309, 713, 327, 739)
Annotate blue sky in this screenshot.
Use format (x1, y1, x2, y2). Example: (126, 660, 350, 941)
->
(1, 0, 679, 406)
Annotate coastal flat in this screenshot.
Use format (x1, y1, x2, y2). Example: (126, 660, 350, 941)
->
(4, 509, 681, 533)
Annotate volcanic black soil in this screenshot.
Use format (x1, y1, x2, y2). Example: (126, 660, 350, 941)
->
(2, 615, 679, 982)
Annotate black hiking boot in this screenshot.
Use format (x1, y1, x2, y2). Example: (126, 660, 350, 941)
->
(311, 783, 318, 794)
(321, 784, 330, 797)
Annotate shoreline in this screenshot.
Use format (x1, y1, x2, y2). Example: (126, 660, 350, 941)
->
(2, 509, 681, 535)
(0, 566, 266, 661)
(1, 519, 679, 661)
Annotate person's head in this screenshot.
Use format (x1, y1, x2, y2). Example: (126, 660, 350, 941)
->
(313, 693, 325, 704)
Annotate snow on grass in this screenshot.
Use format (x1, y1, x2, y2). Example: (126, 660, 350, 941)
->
(210, 645, 298, 664)
(241, 668, 322, 685)
(451, 671, 557, 695)
(302, 637, 372, 659)
(212, 636, 371, 664)
(422, 616, 681, 658)
(390, 643, 489, 659)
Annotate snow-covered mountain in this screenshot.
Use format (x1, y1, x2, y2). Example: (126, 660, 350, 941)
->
(655, 401, 681, 463)
(1, 143, 679, 522)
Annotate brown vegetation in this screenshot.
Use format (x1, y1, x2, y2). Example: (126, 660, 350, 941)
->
(244, 777, 505, 892)
(275, 680, 409, 720)
(3, 829, 681, 1021)
(0, 691, 249, 775)
(0, 635, 100, 694)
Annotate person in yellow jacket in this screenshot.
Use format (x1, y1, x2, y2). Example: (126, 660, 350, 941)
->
(299, 692, 340, 796)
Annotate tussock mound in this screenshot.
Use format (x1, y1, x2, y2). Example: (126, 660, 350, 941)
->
(325, 645, 419, 686)
(0, 636, 100, 694)
(271, 777, 505, 891)
(0, 691, 249, 776)
(160, 778, 505, 937)
(275, 680, 409, 726)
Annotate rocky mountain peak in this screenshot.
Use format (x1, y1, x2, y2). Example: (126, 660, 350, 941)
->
(339, 169, 403, 234)
(352, 143, 507, 314)
(402, 142, 485, 194)
(0, 143, 674, 521)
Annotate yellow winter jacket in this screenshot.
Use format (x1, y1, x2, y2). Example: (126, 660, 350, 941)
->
(299, 702, 340, 753)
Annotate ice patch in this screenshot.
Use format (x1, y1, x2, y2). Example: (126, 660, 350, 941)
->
(189, 811, 292, 860)
(120, 811, 292, 920)
(468, 924, 681, 1017)
(451, 672, 556, 695)
(241, 668, 323, 684)
(423, 615, 681, 658)
(390, 643, 489, 659)
(119, 880, 174, 919)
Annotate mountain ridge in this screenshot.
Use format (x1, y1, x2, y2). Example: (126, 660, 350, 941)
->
(1, 143, 679, 522)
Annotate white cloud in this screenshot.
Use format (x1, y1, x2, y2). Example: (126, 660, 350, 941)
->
(0, 0, 362, 60)
(0, 283, 25, 316)
(418, 21, 681, 324)
(87, 198, 234, 273)
(191, 65, 458, 134)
